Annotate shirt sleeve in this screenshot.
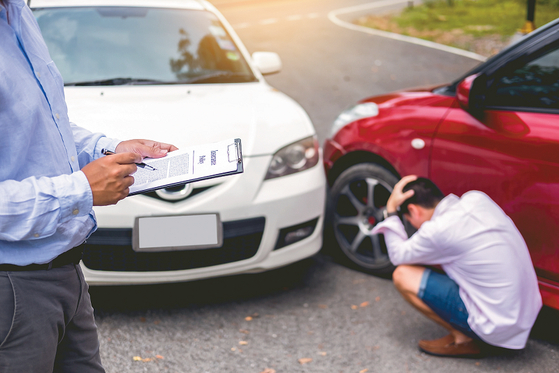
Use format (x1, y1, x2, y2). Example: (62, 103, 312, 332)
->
(371, 216, 444, 266)
(71, 122, 121, 168)
(0, 171, 93, 242)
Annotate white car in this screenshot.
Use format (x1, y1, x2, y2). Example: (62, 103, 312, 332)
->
(32, 0, 326, 285)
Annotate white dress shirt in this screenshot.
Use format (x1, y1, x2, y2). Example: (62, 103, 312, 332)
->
(372, 191, 542, 349)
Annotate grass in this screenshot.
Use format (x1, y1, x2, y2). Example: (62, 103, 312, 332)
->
(355, 0, 559, 56)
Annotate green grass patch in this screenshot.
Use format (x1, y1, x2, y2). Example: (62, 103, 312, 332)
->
(355, 0, 559, 56)
(398, 0, 559, 36)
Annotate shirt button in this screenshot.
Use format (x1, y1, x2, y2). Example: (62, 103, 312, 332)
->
(56, 113, 60, 119)
(71, 156, 75, 162)
(34, 233, 39, 238)
(37, 72, 41, 78)
(72, 209, 79, 215)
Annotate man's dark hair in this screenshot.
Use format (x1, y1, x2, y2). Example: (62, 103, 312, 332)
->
(399, 177, 445, 215)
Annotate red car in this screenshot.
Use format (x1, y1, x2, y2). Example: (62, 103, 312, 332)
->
(323, 18, 559, 310)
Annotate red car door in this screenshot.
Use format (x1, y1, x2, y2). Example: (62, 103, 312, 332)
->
(430, 42, 559, 307)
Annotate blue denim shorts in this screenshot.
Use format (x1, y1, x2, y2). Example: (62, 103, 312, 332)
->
(418, 268, 479, 339)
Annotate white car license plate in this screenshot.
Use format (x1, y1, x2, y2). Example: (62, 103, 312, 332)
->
(132, 214, 222, 252)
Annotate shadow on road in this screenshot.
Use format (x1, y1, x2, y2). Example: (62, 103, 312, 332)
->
(89, 256, 317, 314)
(530, 305, 559, 346)
(89, 247, 559, 350)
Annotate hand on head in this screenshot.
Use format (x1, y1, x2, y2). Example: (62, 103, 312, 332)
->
(386, 175, 417, 213)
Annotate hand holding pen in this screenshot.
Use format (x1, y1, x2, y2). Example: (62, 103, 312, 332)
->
(102, 149, 157, 171)
(82, 139, 176, 206)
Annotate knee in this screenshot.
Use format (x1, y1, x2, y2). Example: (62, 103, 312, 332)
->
(392, 265, 422, 294)
(392, 265, 409, 291)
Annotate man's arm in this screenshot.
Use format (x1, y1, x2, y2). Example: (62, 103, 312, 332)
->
(80, 138, 178, 206)
(372, 175, 446, 266)
(386, 175, 417, 213)
(71, 122, 178, 205)
(0, 138, 140, 240)
(71, 123, 120, 167)
(71, 123, 178, 164)
(0, 173, 92, 241)
(0, 139, 176, 240)
(373, 218, 444, 266)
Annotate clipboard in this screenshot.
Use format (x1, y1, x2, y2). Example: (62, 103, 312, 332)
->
(128, 138, 243, 196)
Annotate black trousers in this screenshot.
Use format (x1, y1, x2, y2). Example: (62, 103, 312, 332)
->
(0, 264, 104, 373)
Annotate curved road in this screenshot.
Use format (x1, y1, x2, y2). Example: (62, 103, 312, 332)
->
(215, 0, 481, 143)
(92, 1, 559, 372)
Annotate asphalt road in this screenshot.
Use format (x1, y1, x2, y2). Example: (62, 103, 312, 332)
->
(213, 0, 483, 144)
(91, 1, 559, 372)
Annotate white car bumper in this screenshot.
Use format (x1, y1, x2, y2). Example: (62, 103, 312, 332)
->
(81, 155, 326, 285)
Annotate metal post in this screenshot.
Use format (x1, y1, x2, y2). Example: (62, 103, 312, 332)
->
(521, 0, 536, 34)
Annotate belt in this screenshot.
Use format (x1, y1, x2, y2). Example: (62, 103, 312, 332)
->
(0, 246, 84, 271)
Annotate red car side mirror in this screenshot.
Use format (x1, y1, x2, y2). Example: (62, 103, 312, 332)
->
(456, 74, 479, 111)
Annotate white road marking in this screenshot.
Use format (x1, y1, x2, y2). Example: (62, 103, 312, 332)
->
(327, 0, 486, 61)
(234, 22, 251, 29)
(260, 18, 278, 25)
(233, 12, 323, 29)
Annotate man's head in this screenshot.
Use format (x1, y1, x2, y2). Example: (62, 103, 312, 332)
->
(399, 177, 444, 229)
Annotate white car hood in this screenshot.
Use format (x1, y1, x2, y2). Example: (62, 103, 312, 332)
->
(64, 82, 315, 156)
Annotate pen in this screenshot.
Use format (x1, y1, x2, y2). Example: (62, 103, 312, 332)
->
(101, 149, 157, 171)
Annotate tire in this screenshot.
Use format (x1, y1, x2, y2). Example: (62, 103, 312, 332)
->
(326, 163, 409, 277)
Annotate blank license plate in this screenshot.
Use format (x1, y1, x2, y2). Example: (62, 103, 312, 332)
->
(132, 214, 222, 252)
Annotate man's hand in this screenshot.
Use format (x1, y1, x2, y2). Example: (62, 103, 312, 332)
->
(82, 152, 140, 206)
(386, 175, 418, 213)
(115, 139, 178, 159)
(82, 139, 178, 206)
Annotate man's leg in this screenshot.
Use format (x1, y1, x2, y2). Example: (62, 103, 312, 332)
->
(392, 265, 472, 343)
(0, 268, 73, 373)
(53, 264, 104, 373)
(0, 265, 104, 373)
(392, 265, 481, 356)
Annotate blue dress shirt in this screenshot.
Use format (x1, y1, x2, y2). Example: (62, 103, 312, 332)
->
(0, 0, 120, 265)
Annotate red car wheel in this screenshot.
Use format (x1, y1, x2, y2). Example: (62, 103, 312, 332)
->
(327, 163, 402, 276)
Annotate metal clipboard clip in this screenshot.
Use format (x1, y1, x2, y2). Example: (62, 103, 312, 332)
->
(227, 140, 242, 163)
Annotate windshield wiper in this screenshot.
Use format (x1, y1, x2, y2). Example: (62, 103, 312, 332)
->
(65, 78, 166, 86)
(184, 71, 257, 84)
(65, 73, 257, 86)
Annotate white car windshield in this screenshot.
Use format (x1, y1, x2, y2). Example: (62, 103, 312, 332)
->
(33, 7, 257, 85)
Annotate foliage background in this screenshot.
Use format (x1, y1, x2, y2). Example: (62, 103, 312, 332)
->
(356, 0, 559, 56)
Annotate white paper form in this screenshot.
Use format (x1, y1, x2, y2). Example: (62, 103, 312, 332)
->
(128, 138, 243, 195)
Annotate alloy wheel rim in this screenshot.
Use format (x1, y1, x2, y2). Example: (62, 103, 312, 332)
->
(333, 176, 393, 269)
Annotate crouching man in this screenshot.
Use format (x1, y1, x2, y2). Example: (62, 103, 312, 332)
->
(372, 175, 542, 357)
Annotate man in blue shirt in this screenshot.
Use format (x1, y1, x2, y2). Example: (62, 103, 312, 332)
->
(0, 0, 177, 371)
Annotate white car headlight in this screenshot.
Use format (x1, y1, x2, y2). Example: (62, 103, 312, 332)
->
(265, 136, 319, 180)
(330, 102, 379, 137)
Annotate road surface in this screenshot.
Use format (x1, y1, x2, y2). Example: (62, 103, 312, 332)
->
(92, 1, 559, 372)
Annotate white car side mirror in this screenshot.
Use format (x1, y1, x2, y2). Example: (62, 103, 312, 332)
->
(252, 52, 282, 75)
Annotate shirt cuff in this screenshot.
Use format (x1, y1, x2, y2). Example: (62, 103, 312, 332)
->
(94, 137, 121, 160)
(57, 171, 94, 223)
(371, 215, 408, 239)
